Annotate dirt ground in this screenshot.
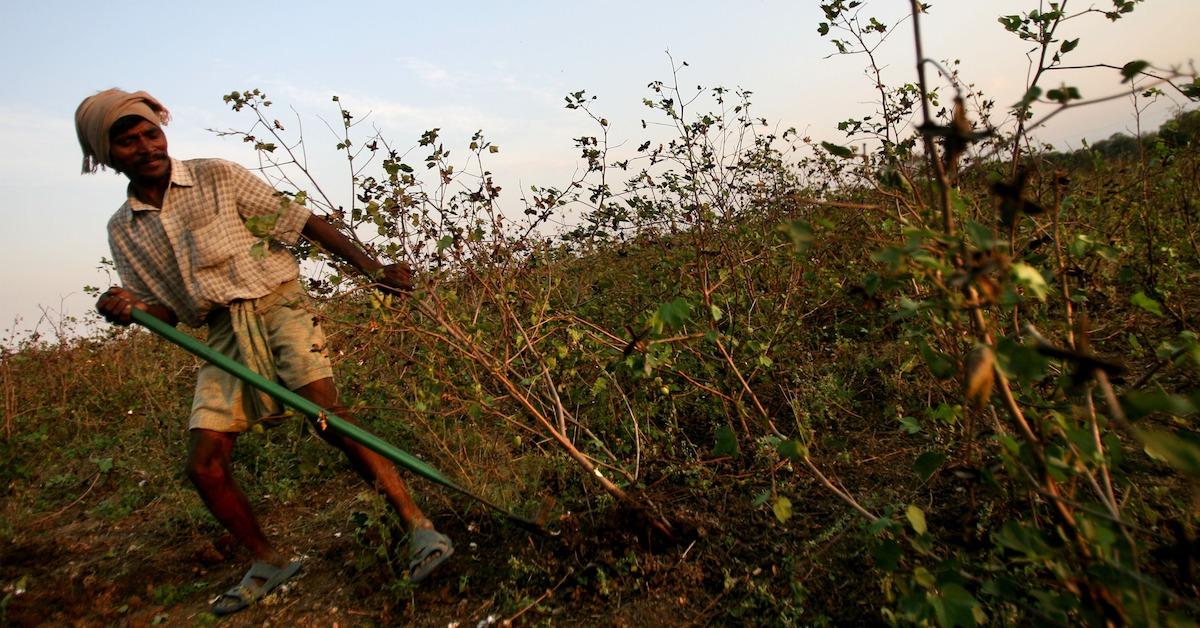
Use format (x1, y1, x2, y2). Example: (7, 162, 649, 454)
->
(3, 457, 890, 627)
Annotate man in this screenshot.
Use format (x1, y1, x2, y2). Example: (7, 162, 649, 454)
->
(76, 88, 452, 616)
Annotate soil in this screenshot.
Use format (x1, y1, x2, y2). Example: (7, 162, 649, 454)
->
(1, 447, 892, 626)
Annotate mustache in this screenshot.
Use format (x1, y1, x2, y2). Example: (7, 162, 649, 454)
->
(134, 153, 168, 167)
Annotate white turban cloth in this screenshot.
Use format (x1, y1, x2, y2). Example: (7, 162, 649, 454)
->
(75, 88, 171, 174)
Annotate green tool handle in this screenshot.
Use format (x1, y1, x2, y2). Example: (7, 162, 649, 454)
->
(130, 307, 545, 533)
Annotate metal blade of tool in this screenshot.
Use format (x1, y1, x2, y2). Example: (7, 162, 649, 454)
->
(131, 308, 550, 535)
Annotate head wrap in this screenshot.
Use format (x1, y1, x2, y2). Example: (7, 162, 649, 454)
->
(75, 88, 171, 174)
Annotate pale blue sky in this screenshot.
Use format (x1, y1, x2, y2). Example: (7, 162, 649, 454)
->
(1, 1, 1195, 341)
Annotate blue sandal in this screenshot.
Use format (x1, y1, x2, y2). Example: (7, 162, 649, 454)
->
(211, 560, 302, 616)
(408, 527, 454, 582)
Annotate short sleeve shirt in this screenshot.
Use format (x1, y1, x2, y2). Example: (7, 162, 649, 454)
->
(107, 158, 312, 327)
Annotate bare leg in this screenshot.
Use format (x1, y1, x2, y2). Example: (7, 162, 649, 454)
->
(293, 378, 433, 532)
(186, 429, 288, 566)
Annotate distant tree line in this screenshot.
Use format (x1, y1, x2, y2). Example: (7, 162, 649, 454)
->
(1042, 107, 1200, 167)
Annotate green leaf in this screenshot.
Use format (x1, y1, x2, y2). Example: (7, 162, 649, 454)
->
(899, 416, 922, 434)
(589, 377, 608, 399)
(777, 438, 808, 461)
(1130, 291, 1163, 316)
(712, 424, 739, 457)
(1157, 331, 1199, 362)
(820, 141, 854, 158)
(1046, 86, 1082, 103)
(868, 516, 896, 535)
(997, 433, 1021, 456)
(914, 452, 947, 481)
(981, 575, 1022, 603)
(872, 245, 908, 271)
(1010, 262, 1049, 301)
(1122, 390, 1197, 421)
(993, 520, 1052, 557)
(1066, 427, 1099, 459)
(1069, 233, 1119, 260)
(920, 340, 956, 379)
(656, 297, 693, 330)
(1060, 38, 1079, 53)
(929, 403, 961, 425)
(1069, 234, 1092, 258)
(778, 220, 814, 255)
(877, 169, 913, 195)
(933, 583, 983, 628)
(1135, 429, 1200, 477)
(964, 220, 996, 250)
(995, 337, 1049, 381)
(773, 496, 793, 523)
(249, 240, 268, 260)
(913, 566, 935, 589)
(95, 457, 114, 473)
(906, 504, 928, 535)
(873, 539, 902, 571)
(1015, 86, 1042, 108)
(436, 235, 455, 252)
(243, 212, 280, 238)
(1181, 78, 1200, 100)
(1121, 60, 1150, 83)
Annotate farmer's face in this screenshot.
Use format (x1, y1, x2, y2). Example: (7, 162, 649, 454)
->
(109, 118, 170, 181)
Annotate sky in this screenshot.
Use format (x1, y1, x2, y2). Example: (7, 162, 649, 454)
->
(1, 0, 1196, 343)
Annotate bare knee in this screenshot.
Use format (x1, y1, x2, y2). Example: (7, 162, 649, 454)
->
(186, 456, 227, 489)
(293, 377, 339, 409)
(186, 430, 234, 489)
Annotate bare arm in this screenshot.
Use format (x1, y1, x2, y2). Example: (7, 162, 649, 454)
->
(301, 215, 412, 294)
(301, 214, 381, 276)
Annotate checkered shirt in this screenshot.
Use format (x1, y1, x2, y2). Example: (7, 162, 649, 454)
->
(107, 158, 312, 327)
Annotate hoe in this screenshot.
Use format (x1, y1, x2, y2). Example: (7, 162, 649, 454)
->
(131, 307, 552, 536)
